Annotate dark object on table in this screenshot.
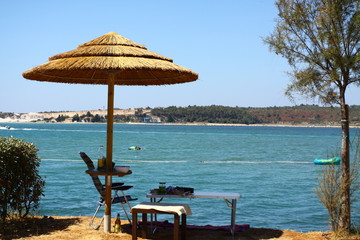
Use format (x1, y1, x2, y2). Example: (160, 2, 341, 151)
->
(175, 187, 194, 194)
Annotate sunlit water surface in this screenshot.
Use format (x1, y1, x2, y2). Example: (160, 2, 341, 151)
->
(1, 123, 359, 232)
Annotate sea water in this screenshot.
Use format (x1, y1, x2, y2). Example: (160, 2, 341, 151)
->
(1, 123, 359, 232)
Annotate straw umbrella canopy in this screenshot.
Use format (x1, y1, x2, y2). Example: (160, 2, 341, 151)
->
(22, 32, 198, 232)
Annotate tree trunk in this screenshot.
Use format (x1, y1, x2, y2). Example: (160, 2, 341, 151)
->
(338, 104, 351, 233)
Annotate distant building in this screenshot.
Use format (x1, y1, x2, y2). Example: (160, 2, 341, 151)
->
(143, 117, 161, 123)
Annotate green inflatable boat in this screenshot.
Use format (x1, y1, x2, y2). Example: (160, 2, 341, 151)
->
(314, 157, 340, 165)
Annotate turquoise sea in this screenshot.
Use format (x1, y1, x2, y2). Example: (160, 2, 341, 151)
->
(1, 123, 359, 232)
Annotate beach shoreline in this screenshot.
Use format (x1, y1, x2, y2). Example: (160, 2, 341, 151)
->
(1, 119, 359, 128)
(2, 106, 360, 128)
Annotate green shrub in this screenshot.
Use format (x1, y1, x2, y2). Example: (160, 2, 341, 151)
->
(0, 136, 45, 222)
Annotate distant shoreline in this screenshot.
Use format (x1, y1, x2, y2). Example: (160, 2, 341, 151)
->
(1, 120, 359, 128)
(2, 105, 360, 128)
(130, 122, 359, 128)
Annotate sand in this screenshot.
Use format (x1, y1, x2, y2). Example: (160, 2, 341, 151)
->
(0, 216, 344, 240)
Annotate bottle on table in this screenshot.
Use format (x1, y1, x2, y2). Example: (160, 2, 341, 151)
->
(114, 213, 121, 233)
(97, 145, 106, 171)
(159, 182, 166, 194)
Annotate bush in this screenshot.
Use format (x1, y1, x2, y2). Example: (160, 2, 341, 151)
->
(315, 136, 360, 232)
(0, 137, 45, 222)
(315, 163, 342, 231)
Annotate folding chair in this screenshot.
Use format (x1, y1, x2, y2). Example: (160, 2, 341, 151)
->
(79, 152, 137, 229)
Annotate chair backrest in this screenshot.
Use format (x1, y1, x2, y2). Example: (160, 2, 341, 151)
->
(79, 152, 105, 198)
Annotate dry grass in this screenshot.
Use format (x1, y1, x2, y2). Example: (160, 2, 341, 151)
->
(1, 216, 354, 240)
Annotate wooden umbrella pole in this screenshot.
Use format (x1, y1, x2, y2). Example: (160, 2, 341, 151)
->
(104, 74, 115, 232)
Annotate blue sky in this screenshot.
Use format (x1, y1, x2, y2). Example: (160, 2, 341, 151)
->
(1, 1, 359, 113)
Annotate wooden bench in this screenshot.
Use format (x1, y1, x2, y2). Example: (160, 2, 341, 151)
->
(131, 202, 192, 240)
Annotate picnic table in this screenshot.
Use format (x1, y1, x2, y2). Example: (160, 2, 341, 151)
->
(146, 191, 241, 235)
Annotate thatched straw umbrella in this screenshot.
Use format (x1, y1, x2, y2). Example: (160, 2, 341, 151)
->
(22, 32, 198, 232)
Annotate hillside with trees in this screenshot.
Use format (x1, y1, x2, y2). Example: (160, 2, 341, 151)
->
(150, 105, 360, 126)
(1, 105, 360, 126)
(151, 105, 262, 124)
(248, 105, 360, 125)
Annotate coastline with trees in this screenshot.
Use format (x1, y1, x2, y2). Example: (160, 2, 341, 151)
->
(1, 105, 360, 127)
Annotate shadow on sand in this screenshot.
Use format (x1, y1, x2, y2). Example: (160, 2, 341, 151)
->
(120, 223, 284, 240)
(0, 216, 80, 240)
(1, 217, 286, 240)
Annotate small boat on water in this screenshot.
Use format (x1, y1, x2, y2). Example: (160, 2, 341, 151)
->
(128, 146, 142, 150)
(0, 126, 12, 130)
(314, 157, 340, 165)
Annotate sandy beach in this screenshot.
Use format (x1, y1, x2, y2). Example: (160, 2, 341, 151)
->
(0, 216, 340, 240)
